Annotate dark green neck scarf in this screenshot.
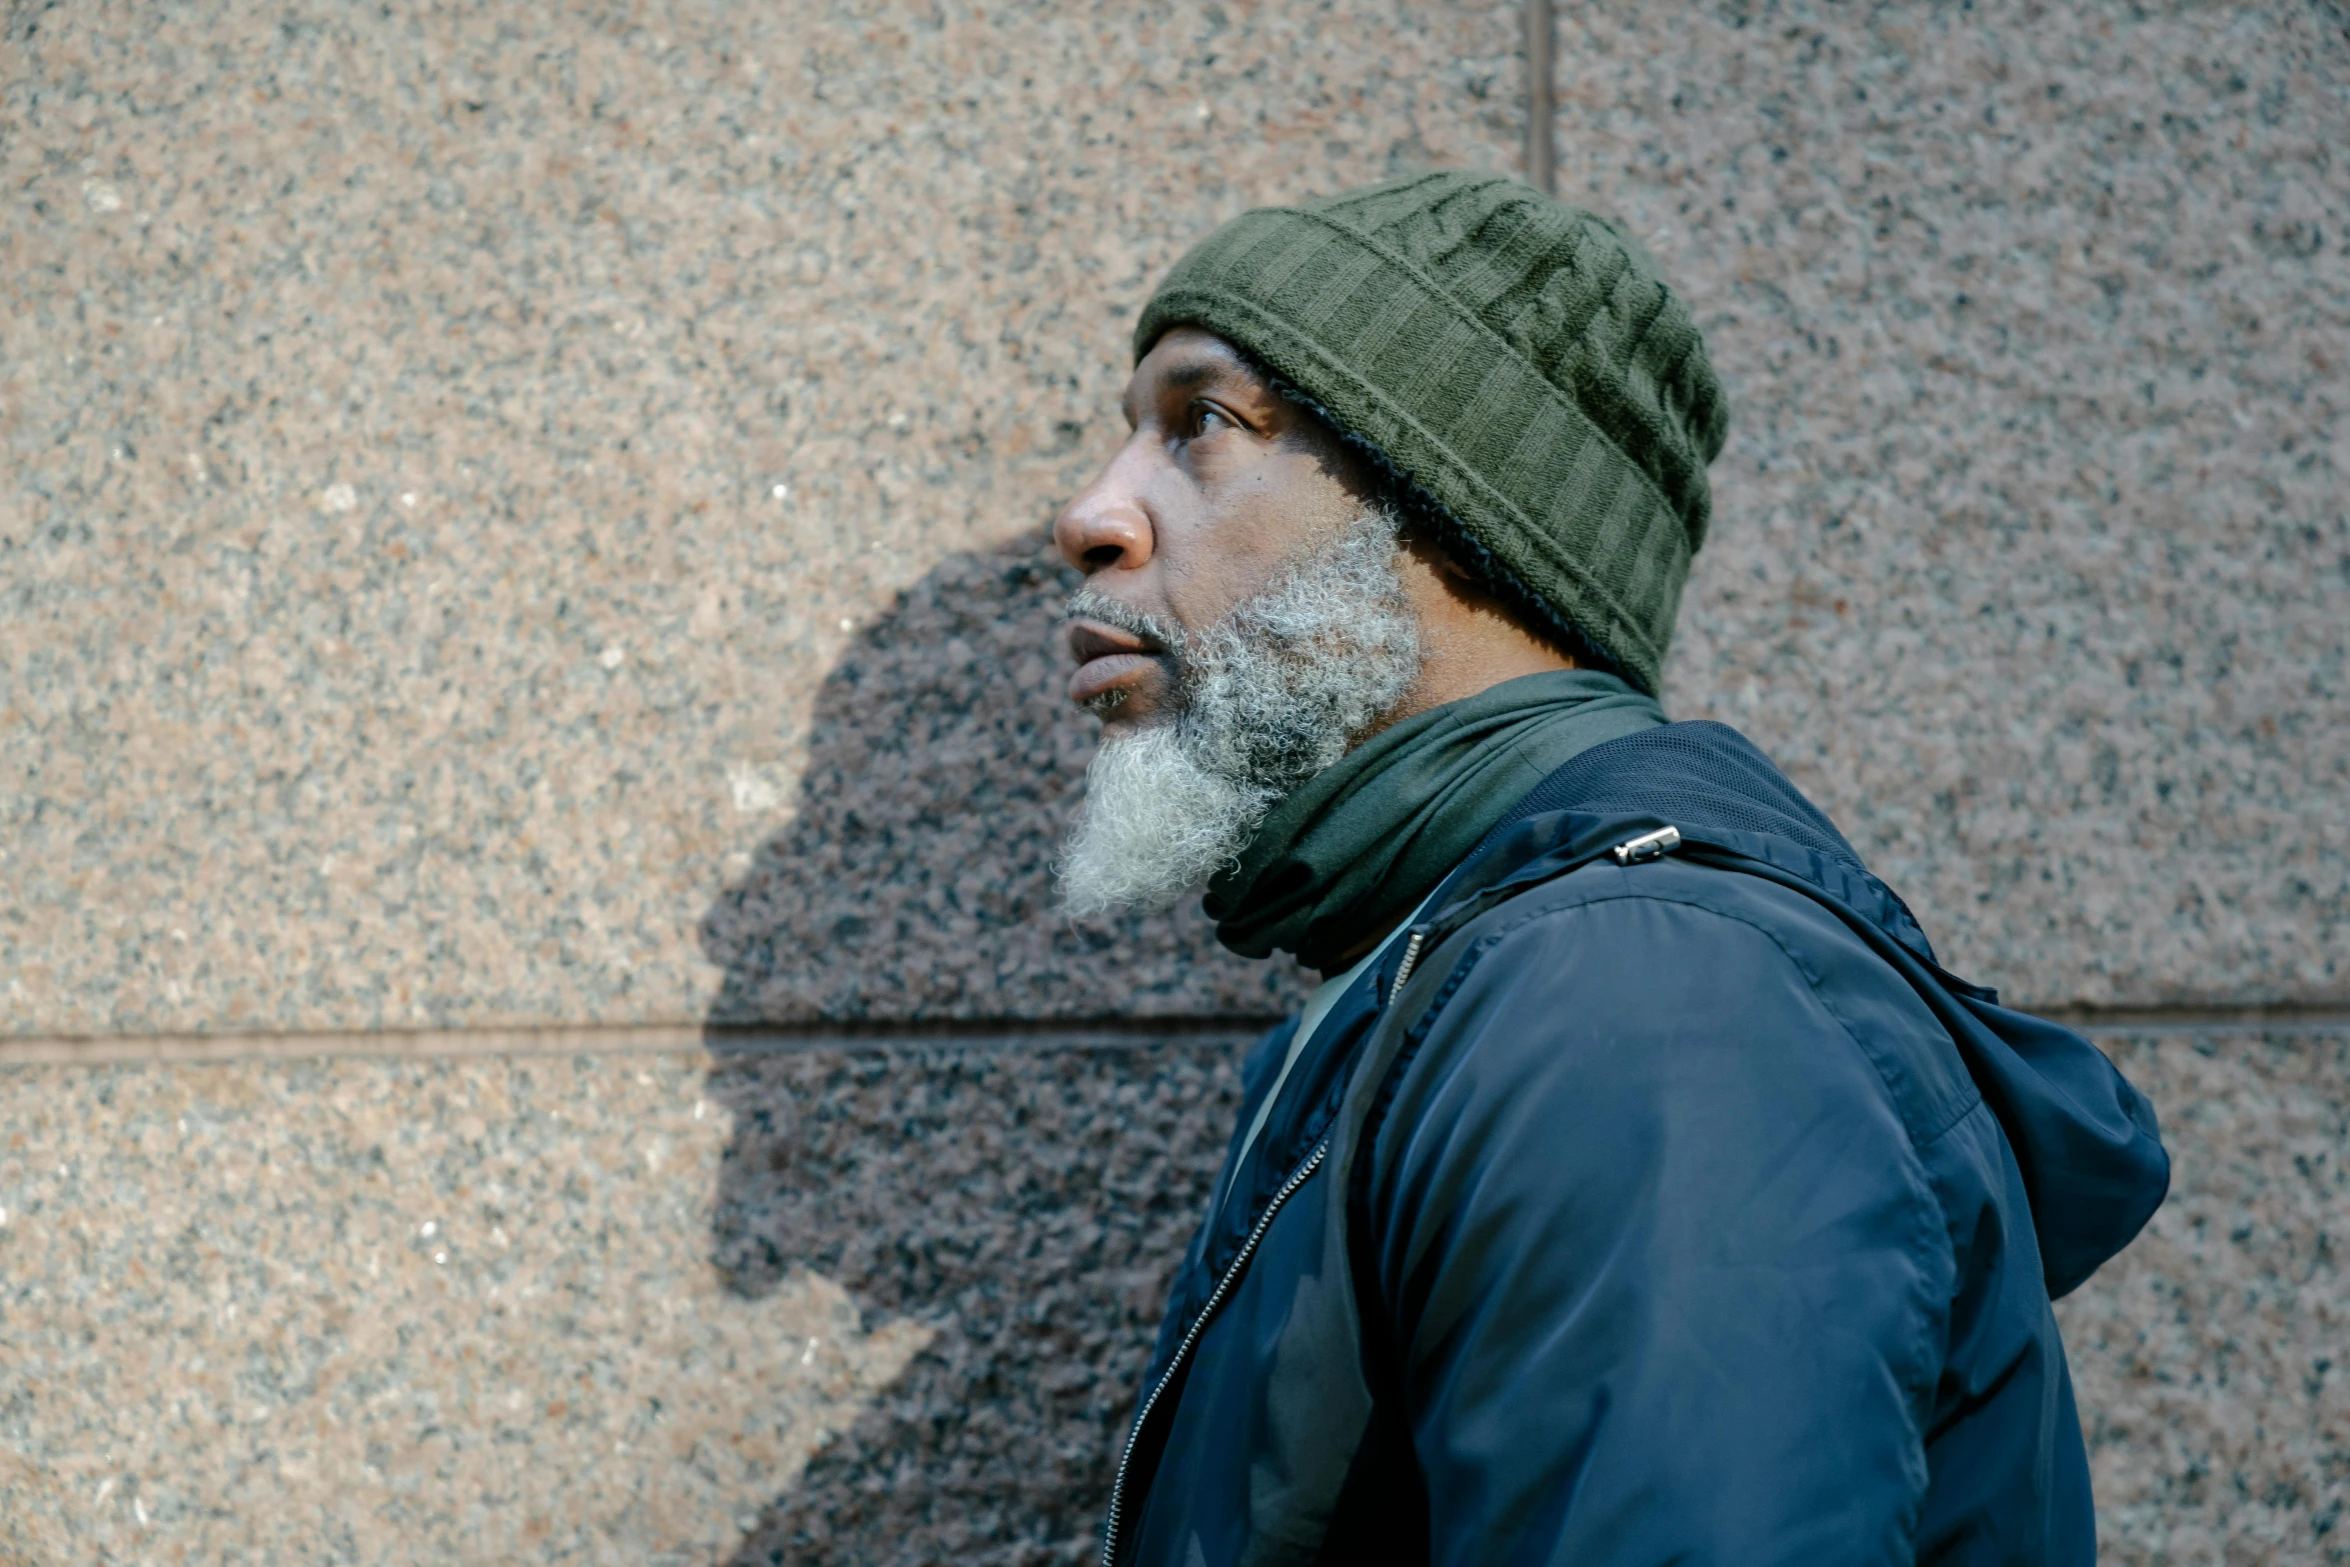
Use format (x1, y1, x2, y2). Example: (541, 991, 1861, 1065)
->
(1204, 669, 1666, 971)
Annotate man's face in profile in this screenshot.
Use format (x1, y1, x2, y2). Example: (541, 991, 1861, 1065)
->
(1050, 328, 1427, 915)
(1054, 328, 1383, 733)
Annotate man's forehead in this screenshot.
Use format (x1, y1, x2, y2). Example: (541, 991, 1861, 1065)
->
(1125, 330, 1265, 408)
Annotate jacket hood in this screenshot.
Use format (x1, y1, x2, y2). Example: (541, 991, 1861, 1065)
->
(1452, 720, 2170, 1299)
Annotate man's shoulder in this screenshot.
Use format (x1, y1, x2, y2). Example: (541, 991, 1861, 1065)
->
(1439, 850, 1893, 990)
(1404, 854, 1982, 1153)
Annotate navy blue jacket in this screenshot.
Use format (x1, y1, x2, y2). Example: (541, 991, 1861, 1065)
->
(1105, 723, 2169, 1566)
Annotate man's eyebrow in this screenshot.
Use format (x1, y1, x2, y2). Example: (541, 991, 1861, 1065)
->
(1159, 361, 1222, 392)
(1126, 355, 1253, 422)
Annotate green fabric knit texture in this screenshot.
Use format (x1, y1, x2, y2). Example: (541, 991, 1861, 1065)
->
(1134, 170, 1730, 695)
(1203, 668, 1666, 968)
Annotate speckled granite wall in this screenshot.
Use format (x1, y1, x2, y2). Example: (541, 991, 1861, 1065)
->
(1570, 0, 2350, 1010)
(0, 1050, 944, 1563)
(2, 0, 1523, 1039)
(2058, 1029, 2350, 1565)
(3, 0, 2345, 1561)
(1, 1028, 2341, 1563)
(6, 1, 2342, 1041)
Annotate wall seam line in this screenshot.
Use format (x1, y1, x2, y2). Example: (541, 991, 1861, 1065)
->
(3, 1006, 2347, 1065)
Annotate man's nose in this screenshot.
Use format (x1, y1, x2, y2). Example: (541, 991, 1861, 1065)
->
(1054, 442, 1156, 575)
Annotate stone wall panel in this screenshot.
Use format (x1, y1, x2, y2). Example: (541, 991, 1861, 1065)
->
(1552, 0, 2350, 1007)
(3, 1, 2343, 1561)
(1, 0, 1514, 1036)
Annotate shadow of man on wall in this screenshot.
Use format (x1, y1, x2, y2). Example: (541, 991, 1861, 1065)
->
(699, 538, 1302, 1566)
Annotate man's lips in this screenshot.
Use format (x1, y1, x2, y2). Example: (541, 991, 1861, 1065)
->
(1066, 617, 1168, 707)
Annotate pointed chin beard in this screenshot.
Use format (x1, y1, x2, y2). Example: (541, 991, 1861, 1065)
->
(1056, 723, 1276, 917)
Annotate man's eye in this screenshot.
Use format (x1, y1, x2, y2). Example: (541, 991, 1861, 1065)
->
(1189, 402, 1232, 437)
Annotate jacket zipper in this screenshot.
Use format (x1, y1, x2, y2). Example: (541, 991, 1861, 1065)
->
(1102, 828, 1690, 1557)
(1387, 928, 1427, 1004)
(1101, 1139, 1330, 1567)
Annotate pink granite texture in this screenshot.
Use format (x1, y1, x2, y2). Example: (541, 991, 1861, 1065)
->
(1, 0, 1518, 1037)
(7, 0, 2342, 1039)
(1, 4, 2344, 1562)
(2059, 1027, 2350, 1565)
(0, 1028, 2336, 1564)
(1559, 0, 2349, 1008)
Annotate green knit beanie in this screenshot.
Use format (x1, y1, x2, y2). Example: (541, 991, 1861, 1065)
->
(1134, 170, 1730, 695)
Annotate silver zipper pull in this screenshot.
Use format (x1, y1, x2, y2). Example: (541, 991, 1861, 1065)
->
(1610, 825, 1682, 866)
(1387, 928, 1428, 1003)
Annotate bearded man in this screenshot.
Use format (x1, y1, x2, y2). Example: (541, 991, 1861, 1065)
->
(1053, 172, 2169, 1566)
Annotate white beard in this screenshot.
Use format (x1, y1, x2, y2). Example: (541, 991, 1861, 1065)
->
(1058, 510, 1423, 916)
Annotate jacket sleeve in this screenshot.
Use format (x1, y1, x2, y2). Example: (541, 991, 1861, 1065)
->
(1361, 890, 1950, 1565)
